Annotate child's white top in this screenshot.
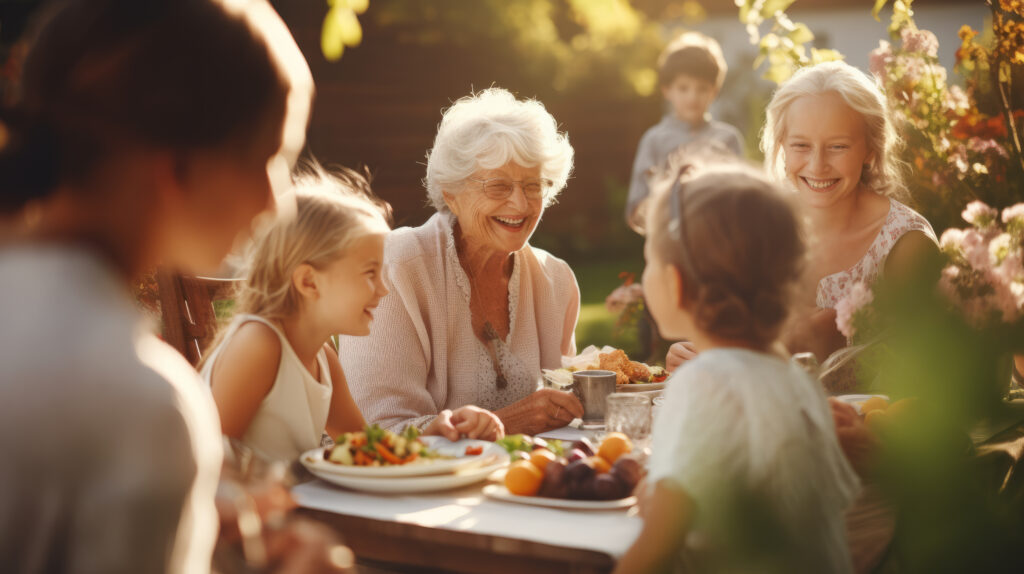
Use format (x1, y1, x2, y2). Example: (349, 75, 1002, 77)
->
(201, 314, 332, 461)
(649, 348, 860, 572)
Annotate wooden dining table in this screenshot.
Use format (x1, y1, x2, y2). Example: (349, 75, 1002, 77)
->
(294, 398, 1024, 574)
(294, 426, 640, 573)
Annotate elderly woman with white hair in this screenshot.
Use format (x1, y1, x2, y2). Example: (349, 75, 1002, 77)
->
(338, 88, 584, 435)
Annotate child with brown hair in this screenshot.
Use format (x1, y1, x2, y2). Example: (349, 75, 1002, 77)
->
(625, 32, 744, 230)
(613, 159, 859, 573)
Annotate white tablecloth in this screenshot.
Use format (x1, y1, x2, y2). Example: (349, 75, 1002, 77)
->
(292, 478, 643, 558)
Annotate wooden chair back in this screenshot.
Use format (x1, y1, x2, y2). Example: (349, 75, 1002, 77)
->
(156, 269, 242, 366)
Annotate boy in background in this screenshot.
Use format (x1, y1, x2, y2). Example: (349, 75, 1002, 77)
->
(625, 32, 744, 229)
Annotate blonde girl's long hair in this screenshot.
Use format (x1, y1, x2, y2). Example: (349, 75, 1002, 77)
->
(199, 164, 391, 366)
(237, 164, 392, 321)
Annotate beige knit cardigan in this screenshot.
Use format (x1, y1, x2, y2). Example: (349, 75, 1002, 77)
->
(338, 212, 580, 431)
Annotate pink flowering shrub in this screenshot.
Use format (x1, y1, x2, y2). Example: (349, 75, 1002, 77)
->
(835, 282, 875, 340)
(836, 201, 1024, 341)
(939, 201, 1024, 328)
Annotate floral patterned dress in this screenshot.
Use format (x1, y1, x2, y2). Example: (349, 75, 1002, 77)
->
(817, 198, 937, 310)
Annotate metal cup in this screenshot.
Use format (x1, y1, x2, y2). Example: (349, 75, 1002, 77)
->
(571, 370, 618, 423)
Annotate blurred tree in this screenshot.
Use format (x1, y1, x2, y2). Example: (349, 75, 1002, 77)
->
(358, 0, 665, 98)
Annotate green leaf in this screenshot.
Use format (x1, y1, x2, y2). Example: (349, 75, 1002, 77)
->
(872, 0, 889, 22)
(321, 6, 346, 61)
(763, 0, 797, 15)
(788, 23, 814, 45)
(810, 47, 844, 64)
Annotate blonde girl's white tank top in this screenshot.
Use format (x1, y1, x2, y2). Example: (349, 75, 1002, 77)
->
(200, 314, 332, 462)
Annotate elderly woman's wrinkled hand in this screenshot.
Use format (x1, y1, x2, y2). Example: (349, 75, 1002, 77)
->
(494, 388, 584, 435)
(423, 406, 505, 442)
(452, 405, 506, 441)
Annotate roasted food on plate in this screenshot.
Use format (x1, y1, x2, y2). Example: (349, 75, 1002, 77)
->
(543, 346, 668, 386)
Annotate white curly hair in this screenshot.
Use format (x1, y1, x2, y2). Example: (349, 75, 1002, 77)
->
(423, 87, 574, 213)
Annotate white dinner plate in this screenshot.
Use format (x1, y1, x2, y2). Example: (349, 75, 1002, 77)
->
(301, 437, 507, 478)
(617, 382, 665, 392)
(835, 394, 890, 415)
(482, 484, 637, 510)
(308, 458, 508, 494)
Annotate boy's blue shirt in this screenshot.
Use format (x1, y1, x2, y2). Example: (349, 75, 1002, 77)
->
(625, 113, 744, 226)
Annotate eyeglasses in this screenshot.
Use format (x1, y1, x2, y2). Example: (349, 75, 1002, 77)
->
(468, 177, 553, 201)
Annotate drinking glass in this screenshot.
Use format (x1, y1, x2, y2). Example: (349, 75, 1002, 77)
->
(605, 394, 652, 440)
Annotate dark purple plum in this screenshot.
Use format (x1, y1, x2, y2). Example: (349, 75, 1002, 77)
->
(571, 438, 596, 457)
(610, 455, 644, 490)
(566, 448, 588, 463)
(537, 460, 569, 498)
(593, 474, 628, 500)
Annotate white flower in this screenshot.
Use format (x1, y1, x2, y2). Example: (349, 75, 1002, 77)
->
(989, 233, 1013, 265)
(962, 200, 999, 227)
(939, 228, 965, 251)
(1002, 204, 1024, 225)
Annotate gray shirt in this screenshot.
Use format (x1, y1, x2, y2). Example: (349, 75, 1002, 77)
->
(626, 114, 744, 228)
(0, 245, 222, 573)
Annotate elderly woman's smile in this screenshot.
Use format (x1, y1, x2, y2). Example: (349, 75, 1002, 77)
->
(445, 162, 545, 255)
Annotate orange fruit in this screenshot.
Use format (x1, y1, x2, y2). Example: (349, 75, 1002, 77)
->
(597, 432, 633, 464)
(529, 448, 557, 470)
(860, 396, 889, 415)
(887, 397, 917, 419)
(505, 461, 544, 496)
(864, 409, 888, 430)
(588, 456, 612, 474)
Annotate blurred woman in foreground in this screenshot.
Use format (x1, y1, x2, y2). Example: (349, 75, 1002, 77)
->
(0, 0, 313, 571)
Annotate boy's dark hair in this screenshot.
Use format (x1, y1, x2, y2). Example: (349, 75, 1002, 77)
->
(657, 32, 727, 90)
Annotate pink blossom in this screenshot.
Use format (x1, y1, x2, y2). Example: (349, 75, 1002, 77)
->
(966, 137, 1008, 157)
(869, 41, 893, 77)
(962, 200, 999, 227)
(1002, 204, 1024, 225)
(605, 283, 644, 314)
(945, 85, 970, 113)
(835, 282, 873, 339)
(901, 27, 939, 58)
(939, 228, 965, 251)
(989, 233, 1013, 264)
(962, 229, 992, 270)
(993, 246, 1024, 281)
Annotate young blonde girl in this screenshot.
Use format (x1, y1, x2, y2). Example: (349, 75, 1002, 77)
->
(614, 160, 860, 573)
(202, 168, 503, 461)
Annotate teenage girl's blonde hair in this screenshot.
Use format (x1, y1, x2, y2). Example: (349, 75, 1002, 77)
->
(235, 164, 391, 322)
(761, 60, 907, 201)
